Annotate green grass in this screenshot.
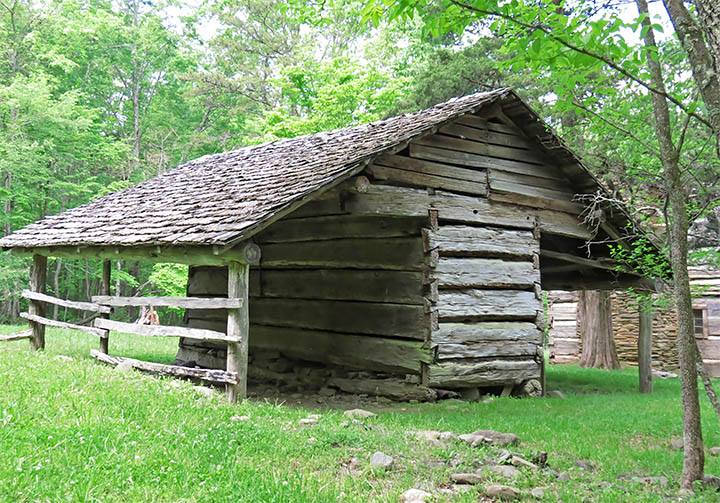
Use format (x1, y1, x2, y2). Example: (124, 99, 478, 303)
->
(1, 325, 719, 501)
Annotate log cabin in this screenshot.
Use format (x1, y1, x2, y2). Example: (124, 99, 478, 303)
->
(0, 88, 660, 401)
(549, 266, 720, 376)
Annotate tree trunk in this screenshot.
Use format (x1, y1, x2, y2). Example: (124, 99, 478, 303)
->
(663, 0, 720, 149)
(696, 0, 720, 73)
(637, 0, 704, 488)
(578, 290, 620, 369)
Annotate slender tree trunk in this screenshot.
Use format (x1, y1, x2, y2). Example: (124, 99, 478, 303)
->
(637, 0, 704, 487)
(578, 290, 620, 369)
(663, 0, 720, 148)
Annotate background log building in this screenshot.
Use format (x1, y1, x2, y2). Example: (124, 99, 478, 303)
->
(0, 89, 658, 401)
(549, 266, 720, 375)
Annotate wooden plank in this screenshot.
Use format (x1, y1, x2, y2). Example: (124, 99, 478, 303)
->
(489, 176, 585, 215)
(454, 113, 521, 135)
(259, 237, 426, 271)
(373, 154, 488, 183)
(29, 255, 47, 350)
(21, 312, 106, 337)
(93, 318, 233, 342)
(438, 290, 540, 321)
(432, 258, 539, 289)
(413, 134, 548, 165)
(427, 359, 541, 388)
(90, 349, 238, 384)
(226, 261, 249, 402)
(249, 298, 429, 340)
(92, 296, 242, 309)
(541, 250, 618, 272)
(489, 168, 572, 192)
(366, 164, 488, 195)
(433, 322, 542, 345)
(433, 191, 537, 230)
(255, 215, 422, 243)
(0, 329, 32, 342)
(22, 290, 111, 314)
(423, 226, 538, 258)
(440, 123, 534, 149)
(409, 143, 564, 180)
(99, 260, 111, 354)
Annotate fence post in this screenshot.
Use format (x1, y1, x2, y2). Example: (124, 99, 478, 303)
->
(29, 255, 47, 350)
(99, 260, 111, 354)
(226, 261, 249, 402)
(638, 297, 653, 393)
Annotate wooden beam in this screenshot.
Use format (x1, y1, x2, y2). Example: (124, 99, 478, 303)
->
(92, 296, 242, 309)
(639, 301, 653, 394)
(93, 318, 233, 342)
(29, 255, 47, 350)
(226, 261, 249, 403)
(90, 350, 238, 385)
(99, 260, 111, 354)
(11, 244, 257, 266)
(540, 249, 618, 271)
(21, 312, 106, 337)
(0, 329, 32, 342)
(21, 290, 111, 314)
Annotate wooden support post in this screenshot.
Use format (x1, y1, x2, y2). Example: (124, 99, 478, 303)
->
(28, 255, 47, 350)
(638, 299, 653, 394)
(99, 260, 111, 354)
(226, 261, 249, 402)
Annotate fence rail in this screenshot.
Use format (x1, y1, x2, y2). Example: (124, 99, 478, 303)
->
(22, 290, 111, 313)
(20, 312, 107, 337)
(92, 296, 242, 309)
(93, 318, 235, 342)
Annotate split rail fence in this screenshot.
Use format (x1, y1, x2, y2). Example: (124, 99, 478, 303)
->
(2, 258, 249, 402)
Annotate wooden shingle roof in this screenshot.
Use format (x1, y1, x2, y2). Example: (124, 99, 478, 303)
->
(0, 89, 509, 250)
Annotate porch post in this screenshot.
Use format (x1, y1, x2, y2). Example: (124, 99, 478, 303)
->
(226, 261, 249, 402)
(99, 260, 111, 354)
(638, 298, 653, 393)
(28, 255, 47, 350)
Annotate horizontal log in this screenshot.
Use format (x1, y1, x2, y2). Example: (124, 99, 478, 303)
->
(409, 143, 564, 180)
(0, 329, 32, 342)
(251, 325, 430, 374)
(22, 290, 112, 313)
(255, 215, 422, 243)
(413, 134, 547, 165)
(488, 168, 572, 192)
(366, 164, 488, 195)
(248, 298, 429, 340)
(489, 180, 585, 215)
(433, 322, 542, 345)
(20, 312, 107, 337)
(423, 226, 538, 258)
(260, 237, 426, 271)
(436, 341, 539, 359)
(16, 243, 259, 266)
(373, 154, 488, 183)
(93, 318, 235, 342)
(92, 296, 242, 309)
(328, 377, 436, 401)
(90, 349, 238, 384)
(188, 266, 426, 305)
(438, 290, 540, 321)
(440, 123, 533, 149)
(177, 322, 430, 374)
(432, 258, 538, 289)
(427, 359, 541, 388)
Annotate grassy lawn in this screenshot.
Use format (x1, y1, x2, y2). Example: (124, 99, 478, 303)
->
(1, 325, 719, 502)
